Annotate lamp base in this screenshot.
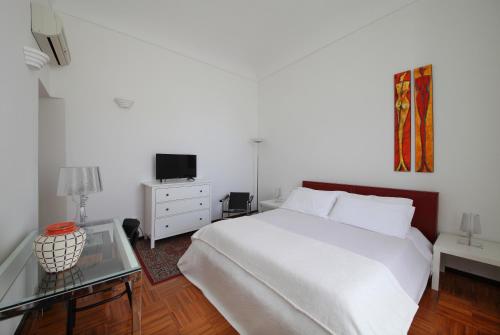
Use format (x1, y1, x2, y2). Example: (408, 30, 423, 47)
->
(457, 237, 483, 249)
(77, 195, 88, 226)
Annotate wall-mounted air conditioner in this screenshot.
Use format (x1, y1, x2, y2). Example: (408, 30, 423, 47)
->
(31, 2, 71, 66)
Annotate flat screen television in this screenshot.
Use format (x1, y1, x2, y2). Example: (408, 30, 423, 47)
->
(156, 154, 197, 180)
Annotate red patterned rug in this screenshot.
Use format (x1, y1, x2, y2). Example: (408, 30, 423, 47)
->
(134, 232, 192, 285)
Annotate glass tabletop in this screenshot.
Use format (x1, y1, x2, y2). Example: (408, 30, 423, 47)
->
(0, 218, 141, 311)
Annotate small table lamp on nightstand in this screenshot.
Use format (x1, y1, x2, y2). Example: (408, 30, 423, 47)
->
(458, 212, 482, 248)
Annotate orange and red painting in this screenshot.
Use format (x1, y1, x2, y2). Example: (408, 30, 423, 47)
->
(394, 70, 411, 172)
(414, 64, 434, 172)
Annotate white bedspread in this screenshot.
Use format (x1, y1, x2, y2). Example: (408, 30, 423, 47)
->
(188, 216, 418, 335)
(258, 209, 432, 302)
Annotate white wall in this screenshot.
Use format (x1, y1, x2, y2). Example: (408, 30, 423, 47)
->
(49, 15, 258, 224)
(259, 0, 500, 242)
(39, 97, 67, 229)
(0, 0, 49, 333)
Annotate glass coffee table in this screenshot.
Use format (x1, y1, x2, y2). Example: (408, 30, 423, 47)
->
(0, 219, 142, 334)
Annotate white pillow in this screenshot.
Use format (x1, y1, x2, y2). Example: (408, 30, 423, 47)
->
(346, 192, 413, 206)
(280, 187, 342, 218)
(328, 194, 415, 238)
(370, 195, 413, 206)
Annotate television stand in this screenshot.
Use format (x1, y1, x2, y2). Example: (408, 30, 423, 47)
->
(142, 179, 212, 248)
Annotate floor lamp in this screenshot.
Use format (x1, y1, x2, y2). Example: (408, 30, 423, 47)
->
(251, 138, 264, 211)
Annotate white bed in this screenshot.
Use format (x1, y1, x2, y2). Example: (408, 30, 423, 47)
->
(178, 208, 432, 335)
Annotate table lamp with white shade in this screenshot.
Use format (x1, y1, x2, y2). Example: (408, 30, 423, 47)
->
(458, 212, 482, 248)
(57, 167, 103, 225)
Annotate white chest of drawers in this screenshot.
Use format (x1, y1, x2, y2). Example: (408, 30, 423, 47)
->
(142, 179, 211, 248)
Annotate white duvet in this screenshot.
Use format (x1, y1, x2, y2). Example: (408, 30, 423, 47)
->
(184, 215, 418, 335)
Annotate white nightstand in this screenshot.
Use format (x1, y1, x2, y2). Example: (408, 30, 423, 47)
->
(259, 199, 284, 212)
(432, 233, 500, 291)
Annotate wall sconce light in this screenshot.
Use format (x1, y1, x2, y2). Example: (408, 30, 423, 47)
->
(114, 98, 135, 109)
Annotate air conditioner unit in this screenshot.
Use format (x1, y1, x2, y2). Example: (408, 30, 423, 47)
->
(31, 3, 71, 66)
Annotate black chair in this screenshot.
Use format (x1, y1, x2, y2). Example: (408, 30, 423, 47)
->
(66, 283, 132, 335)
(220, 192, 254, 219)
(65, 219, 140, 335)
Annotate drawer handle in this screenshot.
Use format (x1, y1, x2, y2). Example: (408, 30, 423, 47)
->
(165, 208, 169, 211)
(200, 203, 203, 206)
(199, 218, 203, 221)
(166, 193, 169, 196)
(165, 225, 169, 228)
(200, 190, 203, 193)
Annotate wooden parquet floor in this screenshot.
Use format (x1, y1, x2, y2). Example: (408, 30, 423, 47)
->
(21, 270, 500, 335)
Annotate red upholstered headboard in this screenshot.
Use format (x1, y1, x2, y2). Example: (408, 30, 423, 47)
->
(303, 181, 439, 243)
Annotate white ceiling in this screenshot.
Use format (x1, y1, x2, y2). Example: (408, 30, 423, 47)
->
(52, 0, 415, 80)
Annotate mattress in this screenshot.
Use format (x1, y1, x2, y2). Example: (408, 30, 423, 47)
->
(178, 209, 432, 334)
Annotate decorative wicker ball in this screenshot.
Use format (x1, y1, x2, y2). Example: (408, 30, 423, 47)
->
(33, 222, 87, 273)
